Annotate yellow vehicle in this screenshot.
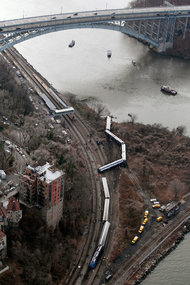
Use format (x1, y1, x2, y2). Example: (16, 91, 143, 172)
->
(138, 225, 144, 233)
(131, 236, 139, 244)
(152, 204, 160, 208)
(156, 216, 163, 222)
(142, 218, 148, 225)
(144, 210, 149, 218)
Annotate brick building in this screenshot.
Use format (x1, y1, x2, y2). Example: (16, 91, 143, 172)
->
(21, 163, 64, 228)
(7, 197, 22, 227)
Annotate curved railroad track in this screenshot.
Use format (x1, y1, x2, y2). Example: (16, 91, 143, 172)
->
(2, 47, 111, 284)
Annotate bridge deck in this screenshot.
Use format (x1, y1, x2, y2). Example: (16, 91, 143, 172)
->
(0, 6, 190, 32)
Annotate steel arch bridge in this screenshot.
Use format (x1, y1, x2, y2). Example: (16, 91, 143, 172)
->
(0, 5, 190, 53)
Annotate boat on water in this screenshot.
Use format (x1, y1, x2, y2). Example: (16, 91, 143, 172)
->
(107, 50, 112, 58)
(132, 60, 136, 66)
(68, 40, 75, 48)
(161, 85, 177, 96)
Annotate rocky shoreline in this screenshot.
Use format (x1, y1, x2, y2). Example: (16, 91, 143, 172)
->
(133, 220, 190, 284)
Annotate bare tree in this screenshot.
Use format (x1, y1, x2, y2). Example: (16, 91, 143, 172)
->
(128, 113, 137, 125)
(168, 178, 185, 200)
(176, 125, 186, 136)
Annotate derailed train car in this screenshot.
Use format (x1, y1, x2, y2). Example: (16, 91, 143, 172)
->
(121, 143, 126, 161)
(54, 107, 74, 115)
(105, 129, 124, 145)
(98, 158, 127, 173)
(106, 116, 111, 131)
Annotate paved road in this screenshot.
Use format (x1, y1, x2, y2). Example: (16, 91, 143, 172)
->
(1, 5, 190, 33)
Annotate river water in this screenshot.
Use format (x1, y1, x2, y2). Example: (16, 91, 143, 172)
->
(141, 233, 190, 285)
(1, 0, 190, 134)
(0, 0, 190, 283)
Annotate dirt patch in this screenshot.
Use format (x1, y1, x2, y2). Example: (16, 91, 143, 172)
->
(110, 170, 144, 260)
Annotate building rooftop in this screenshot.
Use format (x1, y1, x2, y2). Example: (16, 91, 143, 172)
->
(35, 162, 52, 175)
(36, 162, 63, 184)
(26, 162, 63, 184)
(7, 197, 20, 212)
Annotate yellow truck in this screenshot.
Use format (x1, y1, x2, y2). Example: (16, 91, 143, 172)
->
(138, 225, 144, 234)
(152, 204, 160, 208)
(144, 210, 149, 218)
(142, 218, 148, 225)
(156, 216, 163, 222)
(131, 236, 139, 244)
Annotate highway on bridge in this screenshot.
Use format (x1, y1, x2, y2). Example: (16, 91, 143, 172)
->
(1, 5, 190, 53)
(1, 6, 190, 33)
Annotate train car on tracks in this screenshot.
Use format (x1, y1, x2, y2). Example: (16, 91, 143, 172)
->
(89, 221, 110, 269)
(101, 177, 110, 199)
(98, 221, 110, 246)
(89, 244, 104, 269)
(103, 199, 110, 222)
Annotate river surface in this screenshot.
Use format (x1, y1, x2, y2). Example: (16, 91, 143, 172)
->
(1, 0, 190, 134)
(0, 1, 190, 284)
(141, 233, 190, 285)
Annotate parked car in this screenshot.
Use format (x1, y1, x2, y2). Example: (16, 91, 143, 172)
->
(105, 270, 112, 281)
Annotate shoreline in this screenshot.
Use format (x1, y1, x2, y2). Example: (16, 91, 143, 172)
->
(134, 220, 190, 285)
(1, 46, 190, 284)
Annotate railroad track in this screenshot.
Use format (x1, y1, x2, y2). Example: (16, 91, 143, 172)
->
(111, 206, 190, 284)
(2, 47, 110, 284)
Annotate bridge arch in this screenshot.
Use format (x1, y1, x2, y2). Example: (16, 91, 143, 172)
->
(0, 21, 160, 52)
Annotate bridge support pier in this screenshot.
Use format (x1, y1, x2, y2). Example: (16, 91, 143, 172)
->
(157, 42, 173, 53)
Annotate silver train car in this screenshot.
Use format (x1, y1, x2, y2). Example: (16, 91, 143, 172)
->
(89, 221, 110, 269)
(98, 221, 110, 246)
(54, 107, 74, 115)
(106, 116, 111, 131)
(103, 199, 110, 222)
(102, 177, 110, 199)
(121, 143, 126, 161)
(105, 129, 124, 145)
(98, 158, 126, 173)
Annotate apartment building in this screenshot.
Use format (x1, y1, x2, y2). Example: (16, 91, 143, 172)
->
(22, 162, 64, 227)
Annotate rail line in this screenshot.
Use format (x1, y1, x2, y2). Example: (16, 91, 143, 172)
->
(111, 207, 190, 284)
(2, 47, 109, 284)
